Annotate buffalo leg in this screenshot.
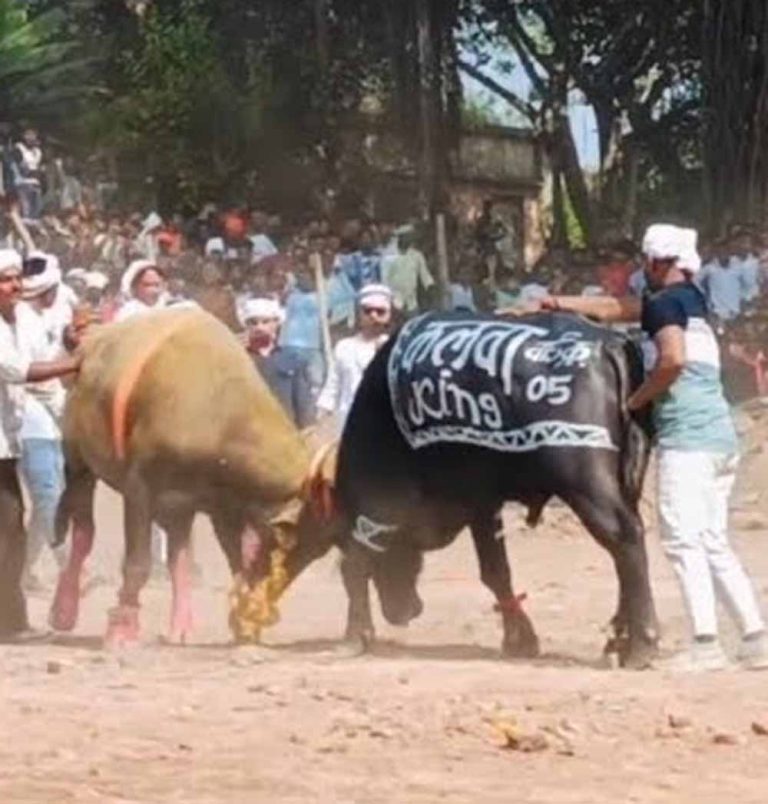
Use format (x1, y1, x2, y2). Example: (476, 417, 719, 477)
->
(211, 508, 245, 576)
(157, 507, 195, 645)
(106, 468, 153, 648)
(565, 491, 658, 668)
(49, 463, 96, 632)
(210, 507, 270, 581)
(470, 509, 540, 658)
(340, 544, 375, 653)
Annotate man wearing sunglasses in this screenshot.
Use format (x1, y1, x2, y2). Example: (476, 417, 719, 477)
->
(0, 249, 81, 641)
(317, 284, 393, 429)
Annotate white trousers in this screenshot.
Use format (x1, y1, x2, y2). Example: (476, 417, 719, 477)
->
(657, 450, 764, 638)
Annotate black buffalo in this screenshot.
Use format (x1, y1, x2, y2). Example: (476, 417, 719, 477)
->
(318, 311, 659, 668)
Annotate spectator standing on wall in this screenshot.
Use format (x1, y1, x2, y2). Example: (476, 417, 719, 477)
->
(12, 128, 44, 223)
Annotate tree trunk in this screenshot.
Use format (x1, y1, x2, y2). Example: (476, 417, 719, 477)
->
(621, 143, 639, 237)
(551, 168, 567, 248)
(416, 0, 438, 221)
(314, 0, 329, 69)
(556, 119, 595, 246)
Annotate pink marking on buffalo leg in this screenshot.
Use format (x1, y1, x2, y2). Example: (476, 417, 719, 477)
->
(49, 520, 94, 632)
(168, 543, 194, 645)
(241, 525, 262, 571)
(104, 605, 141, 649)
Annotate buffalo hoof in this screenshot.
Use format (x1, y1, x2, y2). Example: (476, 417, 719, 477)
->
(104, 606, 141, 650)
(335, 627, 374, 658)
(619, 639, 658, 671)
(48, 574, 80, 632)
(332, 638, 369, 659)
(167, 611, 194, 646)
(501, 615, 541, 659)
(165, 628, 192, 647)
(502, 633, 541, 660)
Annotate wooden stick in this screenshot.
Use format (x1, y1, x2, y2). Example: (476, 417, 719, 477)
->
(311, 251, 333, 375)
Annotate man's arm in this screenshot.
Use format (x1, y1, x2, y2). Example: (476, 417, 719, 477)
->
(550, 295, 642, 322)
(498, 294, 641, 322)
(26, 355, 81, 383)
(627, 325, 685, 411)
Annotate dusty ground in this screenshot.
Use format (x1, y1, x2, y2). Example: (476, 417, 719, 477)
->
(3, 464, 768, 803)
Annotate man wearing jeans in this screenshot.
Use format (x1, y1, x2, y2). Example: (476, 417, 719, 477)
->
(0, 248, 80, 640)
(19, 252, 68, 589)
(535, 223, 767, 672)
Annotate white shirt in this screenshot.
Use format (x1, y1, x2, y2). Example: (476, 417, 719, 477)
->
(317, 334, 388, 423)
(115, 297, 198, 322)
(114, 296, 169, 322)
(18, 303, 64, 442)
(0, 304, 37, 458)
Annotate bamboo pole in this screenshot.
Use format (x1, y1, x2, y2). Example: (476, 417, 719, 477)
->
(311, 251, 333, 378)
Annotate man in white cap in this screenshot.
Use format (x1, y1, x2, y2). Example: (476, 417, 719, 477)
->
(317, 283, 393, 428)
(242, 297, 314, 429)
(0, 249, 80, 640)
(532, 223, 767, 671)
(18, 252, 69, 589)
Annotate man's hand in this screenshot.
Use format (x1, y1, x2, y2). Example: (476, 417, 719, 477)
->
(496, 300, 545, 317)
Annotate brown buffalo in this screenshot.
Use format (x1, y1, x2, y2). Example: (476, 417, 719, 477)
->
(50, 308, 315, 647)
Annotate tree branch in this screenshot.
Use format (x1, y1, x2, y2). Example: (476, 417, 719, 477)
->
(457, 58, 536, 123)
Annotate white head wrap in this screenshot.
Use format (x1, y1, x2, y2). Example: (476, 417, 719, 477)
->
(121, 259, 159, 297)
(358, 283, 393, 309)
(22, 251, 61, 299)
(205, 237, 225, 257)
(84, 271, 109, 291)
(0, 248, 22, 276)
(241, 297, 285, 325)
(66, 267, 87, 284)
(642, 224, 701, 275)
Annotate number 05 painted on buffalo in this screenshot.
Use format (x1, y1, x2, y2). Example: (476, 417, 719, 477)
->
(525, 374, 574, 406)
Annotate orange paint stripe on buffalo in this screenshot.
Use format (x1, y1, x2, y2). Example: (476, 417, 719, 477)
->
(49, 307, 317, 647)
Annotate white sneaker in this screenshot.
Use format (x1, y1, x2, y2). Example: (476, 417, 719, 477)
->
(737, 634, 768, 670)
(654, 641, 731, 673)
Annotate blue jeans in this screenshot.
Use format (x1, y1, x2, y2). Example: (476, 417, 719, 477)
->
(20, 438, 65, 571)
(284, 347, 326, 392)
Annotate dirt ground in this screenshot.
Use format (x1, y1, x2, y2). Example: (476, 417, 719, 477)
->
(3, 468, 768, 804)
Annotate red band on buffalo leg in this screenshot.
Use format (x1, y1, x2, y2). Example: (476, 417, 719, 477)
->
(494, 593, 529, 616)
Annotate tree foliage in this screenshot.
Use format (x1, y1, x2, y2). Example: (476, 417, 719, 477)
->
(3, 0, 766, 236)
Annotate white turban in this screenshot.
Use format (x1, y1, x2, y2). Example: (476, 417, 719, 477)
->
(642, 224, 701, 275)
(241, 297, 285, 325)
(358, 283, 393, 309)
(0, 248, 22, 276)
(66, 267, 87, 284)
(121, 259, 158, 297)
(22, 252, 61, 299)
(84, 270, 109, 291)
